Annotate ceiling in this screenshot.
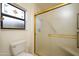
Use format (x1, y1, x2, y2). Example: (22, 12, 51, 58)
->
(18, 3, 59, 13)
(35, 3, 58, 12)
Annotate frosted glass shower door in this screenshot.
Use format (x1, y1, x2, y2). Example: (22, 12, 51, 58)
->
(36, 16, 52, 56)
(35, 4, 77, 56)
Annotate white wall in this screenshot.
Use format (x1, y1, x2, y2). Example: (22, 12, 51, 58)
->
(0, 3, 35, 56)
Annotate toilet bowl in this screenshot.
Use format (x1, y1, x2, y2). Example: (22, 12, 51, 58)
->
(10, 40, 33, 56)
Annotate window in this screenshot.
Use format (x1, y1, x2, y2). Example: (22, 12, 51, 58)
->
(1, 3, 25, 29)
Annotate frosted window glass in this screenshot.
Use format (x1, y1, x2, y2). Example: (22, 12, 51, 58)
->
(2, 3, 24, 19)
(3, 16, 24, 28)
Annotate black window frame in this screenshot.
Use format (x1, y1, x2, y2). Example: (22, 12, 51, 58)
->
(1, 3, 26, 30)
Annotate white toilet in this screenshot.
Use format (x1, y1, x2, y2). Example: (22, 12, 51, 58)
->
(10, 40, 33, 56)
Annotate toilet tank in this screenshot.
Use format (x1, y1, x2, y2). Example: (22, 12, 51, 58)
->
(10, 40, 26, 56)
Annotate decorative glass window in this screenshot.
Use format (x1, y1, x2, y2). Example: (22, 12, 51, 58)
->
(2, 3, 24, 19)
(3, 16, 24, 28)
(1, 3, 25, 29)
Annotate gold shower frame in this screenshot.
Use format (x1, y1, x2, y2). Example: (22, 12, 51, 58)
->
(34, 3, 71, 55)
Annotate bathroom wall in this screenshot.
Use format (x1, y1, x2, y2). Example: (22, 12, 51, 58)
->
(0, 3, 35, 56)
(36, 4, 79, 56)
(1, 3, 79, 56)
